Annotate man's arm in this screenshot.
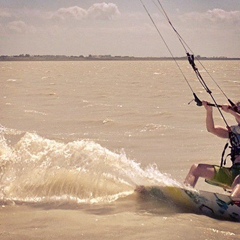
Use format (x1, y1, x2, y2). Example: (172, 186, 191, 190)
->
(222, 105, 240, 123)
(202, 101, 229, 138)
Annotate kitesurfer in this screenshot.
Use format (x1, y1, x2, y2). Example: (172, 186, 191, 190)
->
(184, 101, 240, 201)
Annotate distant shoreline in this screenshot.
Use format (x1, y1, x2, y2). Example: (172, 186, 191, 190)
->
(0, 54, 240, 62)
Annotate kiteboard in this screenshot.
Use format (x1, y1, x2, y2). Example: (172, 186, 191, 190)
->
(135, 185, 240, 221)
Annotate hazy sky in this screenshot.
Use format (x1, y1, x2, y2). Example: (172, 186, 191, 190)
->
(0, 0, 240, 57)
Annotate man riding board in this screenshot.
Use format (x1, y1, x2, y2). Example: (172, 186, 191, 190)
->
(184, 101, 240, 202)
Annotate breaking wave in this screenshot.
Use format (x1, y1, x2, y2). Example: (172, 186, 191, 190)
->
(0, 126, 180, 206)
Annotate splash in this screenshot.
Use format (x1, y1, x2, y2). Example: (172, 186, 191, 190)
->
(0, 128, 180, 206)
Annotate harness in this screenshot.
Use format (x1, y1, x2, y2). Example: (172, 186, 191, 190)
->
(221, 126, 240, 167)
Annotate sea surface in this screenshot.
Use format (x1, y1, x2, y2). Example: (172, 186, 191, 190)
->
(0, 60, 240, 239)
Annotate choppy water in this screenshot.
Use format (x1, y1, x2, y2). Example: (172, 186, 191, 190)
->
(1, 61, 240, 239)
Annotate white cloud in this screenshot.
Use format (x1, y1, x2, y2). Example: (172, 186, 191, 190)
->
(87, 2, 121, 20)
(7, 20, 35, 34)
(51, 2, 120, 21)
(206, 9, 240, 23)
(8, 21, 27, 33)
(52, 6, 87, 20)
(180, 8, 240, 24)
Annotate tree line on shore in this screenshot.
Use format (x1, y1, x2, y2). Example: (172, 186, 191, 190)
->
(0, 54, 239, 61)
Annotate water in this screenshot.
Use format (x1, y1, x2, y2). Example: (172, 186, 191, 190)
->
(1, 60, 240, 239)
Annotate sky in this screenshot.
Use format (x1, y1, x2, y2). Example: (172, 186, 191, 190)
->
(0, 0, 240, 57)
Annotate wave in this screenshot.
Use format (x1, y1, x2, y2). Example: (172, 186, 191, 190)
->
(0, 127, 180, 206)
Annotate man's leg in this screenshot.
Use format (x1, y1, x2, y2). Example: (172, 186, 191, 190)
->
(231, 175, 240, 201)
(184, 164, 215, 187)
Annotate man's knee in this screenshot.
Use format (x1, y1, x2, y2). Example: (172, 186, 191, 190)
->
(190, 163, 198, 171)
(233, 175, 240, 185)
